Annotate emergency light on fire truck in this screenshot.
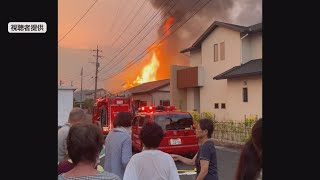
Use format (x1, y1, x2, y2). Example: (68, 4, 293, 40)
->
(137, 105, 176, 113)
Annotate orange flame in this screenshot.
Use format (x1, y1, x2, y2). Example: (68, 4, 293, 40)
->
(121, 17, 174, 90)
(134, 52, 160, 84)
(164, 17, 174, 34)
(123, 51, 160, 89)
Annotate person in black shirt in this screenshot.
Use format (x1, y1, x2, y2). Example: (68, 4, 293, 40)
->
(171, 119, 218, 180)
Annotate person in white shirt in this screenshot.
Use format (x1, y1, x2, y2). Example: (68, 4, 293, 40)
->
(123, 122, 180, 180)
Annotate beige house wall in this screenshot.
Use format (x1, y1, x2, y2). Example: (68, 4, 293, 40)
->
(227, 76, 262, 121)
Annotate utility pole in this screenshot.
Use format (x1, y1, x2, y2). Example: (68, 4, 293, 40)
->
(92, 45, 103, 101)
(80, 67, 83, 109)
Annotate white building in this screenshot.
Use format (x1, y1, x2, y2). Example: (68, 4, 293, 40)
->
(171, 21, 262, 121)
(118, 79, 170, 109)
(58, 86, 77, 126)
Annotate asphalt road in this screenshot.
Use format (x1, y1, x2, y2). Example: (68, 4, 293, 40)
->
(98, 146, 240, 180)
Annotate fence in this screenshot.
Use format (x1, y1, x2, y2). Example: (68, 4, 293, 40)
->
(212, 121, 255, 145)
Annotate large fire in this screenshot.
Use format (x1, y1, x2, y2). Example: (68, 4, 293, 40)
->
(133, 51, 160, 85)
(123, 51, 160, 89)
(122, 17, 174, 90)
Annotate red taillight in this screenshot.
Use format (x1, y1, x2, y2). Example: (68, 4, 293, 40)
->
(142, 107, 145, 111)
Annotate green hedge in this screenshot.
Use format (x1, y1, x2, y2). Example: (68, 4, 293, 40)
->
(212, 117, 257, 144)
(190, 111, 216, 125)
(190, 111, 258, 145)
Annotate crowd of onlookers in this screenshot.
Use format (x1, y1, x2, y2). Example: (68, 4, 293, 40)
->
(58, 107, 262, 180)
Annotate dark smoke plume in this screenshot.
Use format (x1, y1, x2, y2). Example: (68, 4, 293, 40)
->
(148, 0, 261, 80)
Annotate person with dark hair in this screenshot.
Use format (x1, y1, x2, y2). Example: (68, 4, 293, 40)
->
(123, 122, 179, 180)
(171, 119, 218, 180)
(235, 118, 262, 180)
(58, 123, 120, 180)
(104, 111, 133, 179)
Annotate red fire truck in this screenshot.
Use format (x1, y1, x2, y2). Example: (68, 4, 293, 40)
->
(132, 105, 199, 156)
(92, 96, 134, 136)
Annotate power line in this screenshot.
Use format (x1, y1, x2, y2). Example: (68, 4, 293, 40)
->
(92, 45, 103, 100)
(95, 0, 149, 75)
(108, 0, 148, 50)
(61, 67, 97, 83)
(100, 0, 212, 81)
(63, 51, 109, 83)
(96, 0, 155, 71)
(85, 77, 96, 90)
(98, 0, 172, 73)
(59, 0, 163, 86)
(97, 0, 188, 77)
(63, 0, 173, 83)
(98, 2, 177, 76)
(58, 0, 99, 43)
(62, 0, 205, 83)
(106, 0, 127, 36)
(80, 67, 83, 108)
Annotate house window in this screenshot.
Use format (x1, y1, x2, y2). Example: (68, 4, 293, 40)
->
(214, 103, 219, 109)
(220, 42, 225, 60)
(221, 103, 226, 109)
(214, 44, 218, 62)
(243, 88, 248, 102)
(160, 100, 170, 106)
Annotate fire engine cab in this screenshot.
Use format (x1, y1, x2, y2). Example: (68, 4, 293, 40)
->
(132, 105, 199, 156)
(92, 96, 133, 136)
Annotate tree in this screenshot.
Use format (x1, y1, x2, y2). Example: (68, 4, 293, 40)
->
(83, 99, 94, 113)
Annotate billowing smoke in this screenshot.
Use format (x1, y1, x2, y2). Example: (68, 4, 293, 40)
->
(148, 0, 262, 79)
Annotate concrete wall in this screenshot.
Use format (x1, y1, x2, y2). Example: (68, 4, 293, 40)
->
(179, 25, 262, 121)
(242, 32, 262, 64)
(132, 94, 152, 106)
(151, 91, 170, 106)
(170, 65, 189, 111)
(190, 49, 202, 67)
(250, 32, 262, 61)
(58, 86, 76, 126)
(187, 88, 200, 112)
(131, 85, 170, 106)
